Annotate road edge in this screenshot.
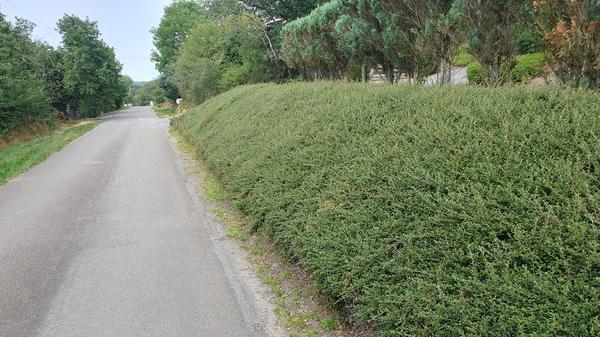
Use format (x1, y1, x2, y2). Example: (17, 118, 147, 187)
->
(164, 124, 288, 337)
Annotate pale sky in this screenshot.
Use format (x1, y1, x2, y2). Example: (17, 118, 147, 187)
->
(0, 0, 174, 81)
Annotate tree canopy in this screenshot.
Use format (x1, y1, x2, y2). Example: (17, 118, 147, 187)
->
(58, 15, 125, 117)
(151, 0, 207, 74)
(241, 0, 328, 21)
(174, 14, 268, 105)
(1, 10, 128, 138)
(0, 14, 54, 137)
(278, 0, 599, 88)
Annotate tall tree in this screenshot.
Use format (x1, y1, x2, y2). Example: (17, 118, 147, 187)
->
(533, 0, 600, 88)
(31, 42, 69, 113)
(418, 0, 464, 84)
(158, 64, 180, 101)
(173, 14, 267, 105)
(238, 0, 327, 80)
(58, 15, 124, 117)
(282, 1, 350, 80)
(151, 0, 206, 100)
(378, 0, 444, 82)
(461, 0, 526, 85)
(151, 0, 206, 73)
(241, 0, 327, 21)
(338, 0, 399, 83)
(0, 14, 54, 137)
(335, 9, 377, 81)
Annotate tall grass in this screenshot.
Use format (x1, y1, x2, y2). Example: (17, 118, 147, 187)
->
(173, 82, 600, 336)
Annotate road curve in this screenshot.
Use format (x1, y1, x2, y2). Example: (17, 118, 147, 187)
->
(0, 107, 267, 337)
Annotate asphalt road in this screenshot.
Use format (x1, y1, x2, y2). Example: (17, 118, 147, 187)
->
(0, 107, 268, 337)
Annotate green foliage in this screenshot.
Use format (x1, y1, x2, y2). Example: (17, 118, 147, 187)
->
(461, 0, 526, 85)
(173, 18, 224, 105)
(58, 15, 125, 117)
(452, 45, 476, 66)
(151, 0, 326, 96)
(173, 15, 268, 105)
(415, 0, 464, 83)
(512, 52, 547, 83)
(533, 0, 600, 88)
(279, 0, 600, 87)
(282, 0, 462, 83)
(466, 60, 483, 84)
(468, 53, 547, 84)
(1, 10, 125, 137)
(516, 21, 543, 54)
(241, 0, 327, 21)
(146, 0, 598, 90)
(158, 63, 180, 101)
(0, 14, 55, 138)
(206, 0, 245, 20)
(154, 107, 177, 118)
(0, 121, 99, 185)
(151, 0, 209, 101)
(174, 82, 600, 336)
(151, 0, 206, 74)
(281, 1, 349, 79)
(30, 42, 69, 113)
(129, 80, 168, 106)
(120, 75, 133, 105)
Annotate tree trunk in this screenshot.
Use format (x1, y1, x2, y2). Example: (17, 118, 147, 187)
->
(440, 58, 452, 85)
(361, 63, 368, 82)
(491, 55, 501, 85)
(384, 62, 395, 84)
(440, 34, 452, 85)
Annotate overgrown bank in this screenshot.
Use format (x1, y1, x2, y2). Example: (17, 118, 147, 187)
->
(173, 82, 600, 336)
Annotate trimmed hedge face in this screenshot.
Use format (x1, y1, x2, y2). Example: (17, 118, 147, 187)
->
(173, 83, 600, 336)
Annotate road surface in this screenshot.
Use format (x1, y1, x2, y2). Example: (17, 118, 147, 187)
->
(0, 107, 268, 337)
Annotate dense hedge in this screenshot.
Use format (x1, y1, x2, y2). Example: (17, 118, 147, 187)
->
(173, 83, 600, 336)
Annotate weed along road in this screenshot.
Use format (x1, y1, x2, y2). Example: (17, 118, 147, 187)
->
(0, 107, 268, 337)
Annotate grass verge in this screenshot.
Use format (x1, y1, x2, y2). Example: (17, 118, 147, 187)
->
(154, 107, 178, 118)
(170, 128, 356, 337)
(0, 121, 100, 185)
(172, 82, 600, 336)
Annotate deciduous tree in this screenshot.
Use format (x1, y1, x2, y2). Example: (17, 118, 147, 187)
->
(151, 0, 206, 73)
(461, 0, 526, 85)
(58, 15, 124, 117)
(533, 0, 600, 88)
(0, 14, 54, 137)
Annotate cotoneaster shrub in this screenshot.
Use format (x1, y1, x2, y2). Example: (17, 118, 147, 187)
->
(173, 82, 600, 336)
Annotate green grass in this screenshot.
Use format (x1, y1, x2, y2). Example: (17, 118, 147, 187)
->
(154, 107, 177, 118)
(0, 121, 100, 185)
(173, 82, 600, 336)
